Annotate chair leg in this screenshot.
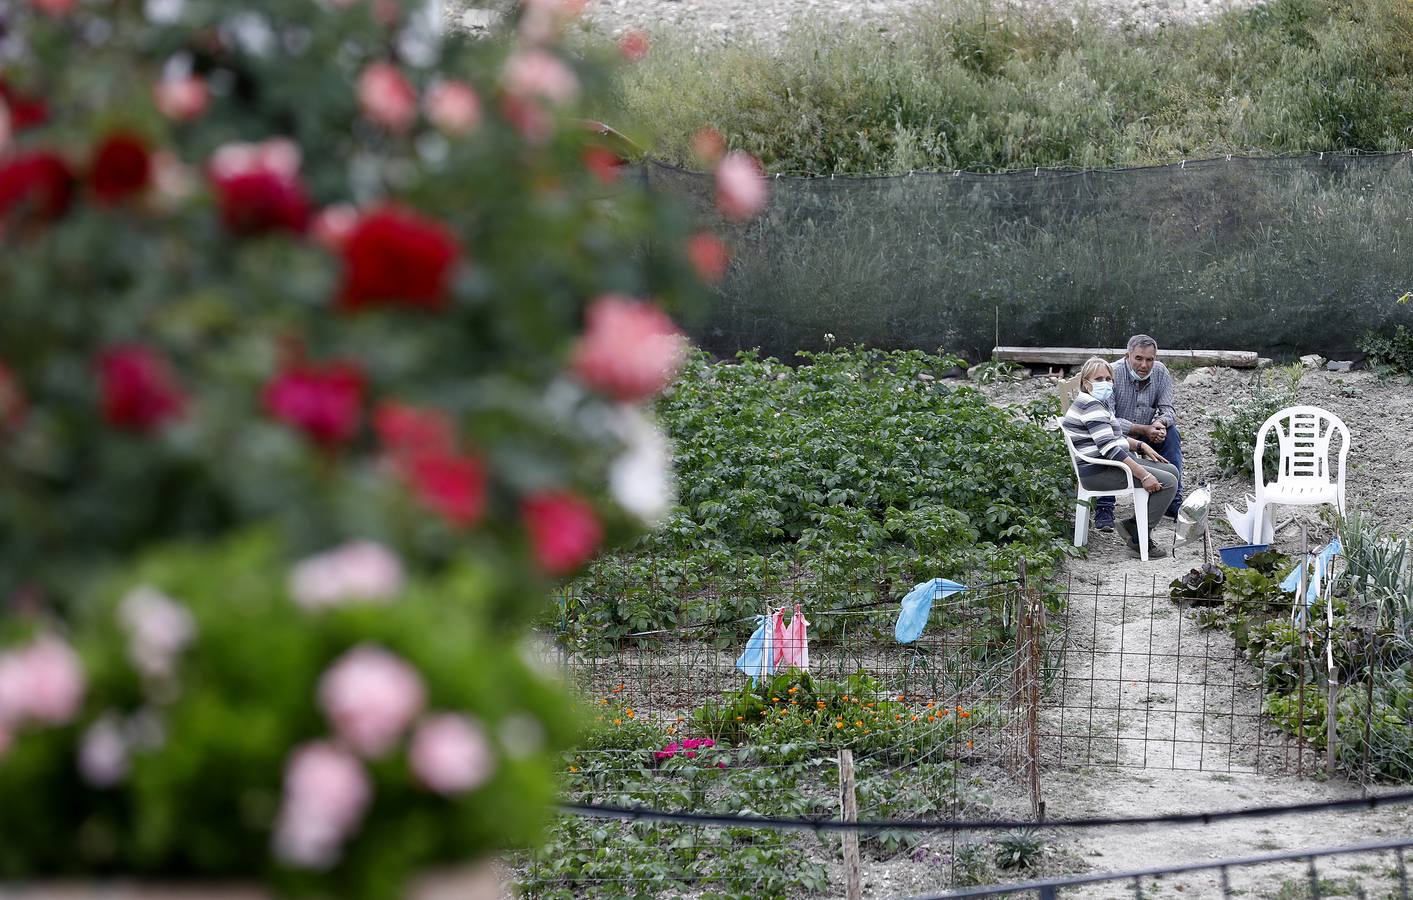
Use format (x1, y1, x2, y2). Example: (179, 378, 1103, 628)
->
(1074, 501, 1089, 548)
(1134, 492, 1150, 562)
(1252, 503, 1266, 546)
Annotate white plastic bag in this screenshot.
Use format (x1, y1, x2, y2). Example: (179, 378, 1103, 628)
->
(1174, 486, 1211, 548)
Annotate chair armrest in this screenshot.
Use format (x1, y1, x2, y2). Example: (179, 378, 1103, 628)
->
(1071, 448, 1137, 488)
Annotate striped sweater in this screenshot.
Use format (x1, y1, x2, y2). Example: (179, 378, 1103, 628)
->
(1062, 393, 1133, 477)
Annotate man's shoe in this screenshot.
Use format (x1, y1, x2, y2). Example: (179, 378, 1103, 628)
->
(1118, 518, 1139, 548)
(1128, 541, 1169, 560)
(1094, 512, 1116, 533)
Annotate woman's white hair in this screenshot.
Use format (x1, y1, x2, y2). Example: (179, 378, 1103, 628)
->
(1078, 357, 1112, 393)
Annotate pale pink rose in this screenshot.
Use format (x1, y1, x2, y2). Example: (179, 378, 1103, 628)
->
(409, 713, 496, 795)
(79, 714, 130, 788)
(119, 586, 196, 681)
(311, 204, 359, 253)
(424, 81, 480, 135)
(571, 295, 687, 403)
(272, 741, 371, 870)
(715, 151, 768, 221)
(153, 75, 209, 121)
(209, 138, 302, 180)
(358, 62, 417, 133)
(0, 636, 85, 727)
(289, 540, 405, 610)
(31, 0, 77, 16)
(151, 151, 196, 204)
(318, 645, 425, 757)
(502, 50, 579, 107)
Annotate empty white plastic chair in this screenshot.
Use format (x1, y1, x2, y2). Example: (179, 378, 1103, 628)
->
(1061, 427, 1153, 562)
(1252, 406, 1349, 541)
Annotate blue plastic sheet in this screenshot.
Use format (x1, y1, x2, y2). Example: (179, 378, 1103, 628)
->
(1281, 537, 1342, 608)
(895, 578, 967, 643)
(735, 615, 776, 684)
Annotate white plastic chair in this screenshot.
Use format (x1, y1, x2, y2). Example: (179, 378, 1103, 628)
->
(1061, 427, 1152, 562)
(1252, 406, 1349, 540)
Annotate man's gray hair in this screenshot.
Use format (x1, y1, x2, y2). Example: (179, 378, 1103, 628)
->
(1126, 334, 1158, 353)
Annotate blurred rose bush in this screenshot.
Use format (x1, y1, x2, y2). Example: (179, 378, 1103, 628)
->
(0, 0, 763, 893)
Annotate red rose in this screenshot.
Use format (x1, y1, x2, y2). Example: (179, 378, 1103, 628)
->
(0, 151, 76, 224)
(570, 295, 687, 402)
(212, 170, 310, 235)
(618, 29, 650, 62)
(98, 345, 186, 432)
(374, 402, 456, 467)
(338, 207, 460, 312)
(264, 362, 365, 446)
(0, 361, 26, 430)
(685, 233, 729, 283)
(90, 132, 152, 204)
(582, 146, 625, 185)
(522, 491, 602, 575)
(0, 80, 49, 131)
(408, 452, 486, 528)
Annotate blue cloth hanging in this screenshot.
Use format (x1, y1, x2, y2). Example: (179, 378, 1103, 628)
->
(895, 578, 967, 643)
(735, 614, 776, 684)
(1281, 538, 1342, 608)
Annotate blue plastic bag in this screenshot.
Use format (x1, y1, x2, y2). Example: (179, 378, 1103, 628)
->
(895, 578, 967, 643)
(735, 615, 776, 684)
(1281, 537, 1342, 610)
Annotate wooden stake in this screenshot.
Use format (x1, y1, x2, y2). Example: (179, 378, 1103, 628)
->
(839, 748, 862, 900)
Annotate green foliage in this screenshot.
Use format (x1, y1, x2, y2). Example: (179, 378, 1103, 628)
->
(1209, 367, 1303, 478)
(1170, 563, 1225, 604)
(690, 669, 983, 759)
(604, 0, 1413, 175)
(0, 532, 573, 898)
(993, 828, 1051, 871)
(560, 348, 1072, 643)
(968, 359, 1024, 384)
(1360, 325, 1413, 377)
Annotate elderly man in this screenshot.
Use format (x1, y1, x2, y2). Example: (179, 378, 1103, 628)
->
(1093, 334, 1184, 532)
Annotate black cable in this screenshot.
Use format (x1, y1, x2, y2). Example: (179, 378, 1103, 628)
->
(559, 788, 1413, 833)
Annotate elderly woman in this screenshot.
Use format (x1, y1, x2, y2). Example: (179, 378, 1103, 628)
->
(1063, 357, 1179, 559)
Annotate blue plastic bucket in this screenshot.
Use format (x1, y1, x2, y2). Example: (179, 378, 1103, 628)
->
(1219, 543, 1269, 569)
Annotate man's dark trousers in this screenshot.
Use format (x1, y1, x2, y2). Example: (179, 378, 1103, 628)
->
(1094, 424, 1184, 525)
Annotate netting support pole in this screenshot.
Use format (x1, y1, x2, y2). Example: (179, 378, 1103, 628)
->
(838, 748, 862, 900)
(1020, 558, 1044, 821)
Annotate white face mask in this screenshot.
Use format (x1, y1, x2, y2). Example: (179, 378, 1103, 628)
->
(1090, 382, 1114, 402)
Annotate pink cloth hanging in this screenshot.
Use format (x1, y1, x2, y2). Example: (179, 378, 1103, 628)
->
(775, 604, 810, 670)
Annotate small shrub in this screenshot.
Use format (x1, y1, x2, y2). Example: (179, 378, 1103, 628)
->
(1209, 366, 1303, 478)
(1360, 325, 1413, 377)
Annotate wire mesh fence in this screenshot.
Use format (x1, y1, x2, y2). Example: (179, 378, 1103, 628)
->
(518, 556, 1413, 897)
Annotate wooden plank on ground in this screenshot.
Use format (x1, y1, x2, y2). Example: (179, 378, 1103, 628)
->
(993, 346, 1260, 368)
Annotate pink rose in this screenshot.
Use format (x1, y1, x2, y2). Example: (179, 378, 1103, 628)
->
(79, 714, 130, 788)
(318, 645, 425, 758)
(210, 138, 301, 181)
(273, 741, 371, 870)
(98, 345, 187, 432)
(263, 360, 365, 447)
(118, 586, 196, 681)
(502, 50, 579, 107)
(358, 62, 417, 133)
(288, 541, 405, 610)
(618, 29, 650, 62)
(409, 714, 496, 795)
(715, 151, 768, 221)
(312, 204, 358, 252)
(153, 75, 209, 121)
(424, 81, 480, 135)
(31, 0, 77, 16)
(521, 491, 602, 575)
(0, 636, 85, 727)
(686, 232, 729, 283)
(571, 295, 687, 402)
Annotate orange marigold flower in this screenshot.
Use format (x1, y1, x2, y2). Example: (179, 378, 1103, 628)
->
(817, 701, 826, 709)
(959, 710, 970, 718)
(568, 766, 578, 772)
(926, 701, 935, 708)
(911, 715, 918, 721)
(772, 697, 780, 702)
(788, 686, 798, 693)
(735, 715, 744, 721)
(896, 695, 905, 702)
(625, 708, 635, 718)
(967, 739, 974, 749)
(835, 722, 844, 729)
(612, 684, 625, 693)
(854, 720, 863, 727)
(895, 713, 902, 720)
(613, 718, 622, 726)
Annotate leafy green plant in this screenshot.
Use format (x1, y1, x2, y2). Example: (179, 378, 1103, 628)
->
(1360, 325, 1413, 377)
(1170, 563, 1225, 604)
(1209, 366, 1303, 478)
(993, 828, 1051, 871)
(968, 359, 1025, 384)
